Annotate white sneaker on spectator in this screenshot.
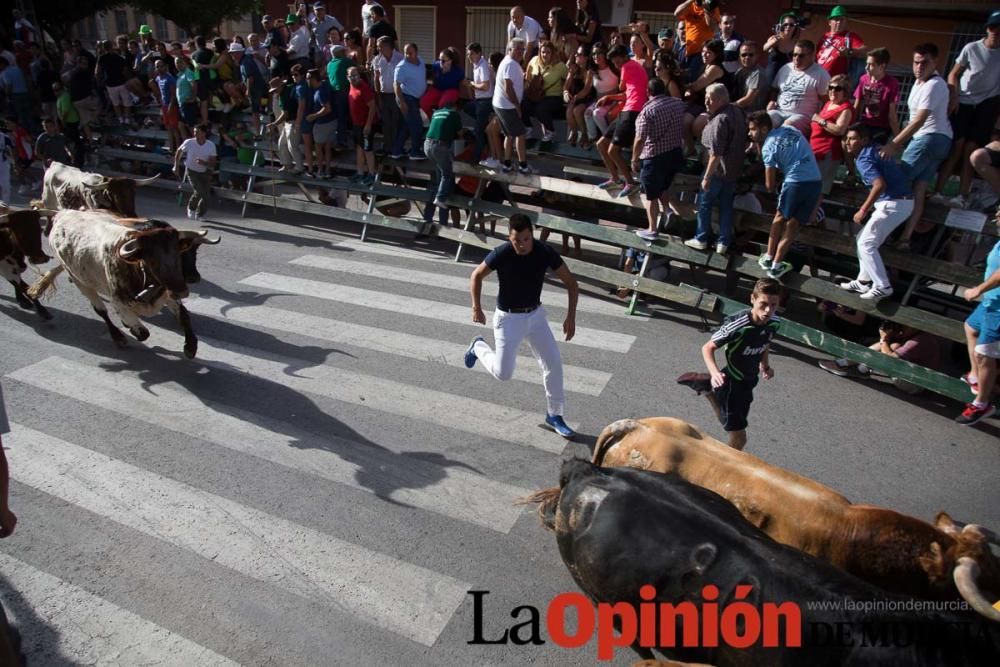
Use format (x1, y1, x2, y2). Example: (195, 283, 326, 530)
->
(948, 194, 970, 209)
(684, 238, 708, 250)
(479, 157, 502, 169)
(715, 243, 728, 255)
(859, 286, 892, 300)
(839, 279, 871, 293)
(541, 131, 555, 142)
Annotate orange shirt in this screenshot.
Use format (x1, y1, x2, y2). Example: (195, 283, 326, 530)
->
(683, 5, 721, 56)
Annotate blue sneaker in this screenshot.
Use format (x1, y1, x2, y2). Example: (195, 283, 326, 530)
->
(545, 414, 576, 439)
(464, 336, 484, 368)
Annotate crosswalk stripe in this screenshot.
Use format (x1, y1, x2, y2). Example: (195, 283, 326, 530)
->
(334, 238, 467, 263)
(289, 254, 628, 317)
(0, 552, 240, 666)
(186, 296, 612, 396)
(239, 272, 636, 353)
(8, 356, 530, 534)
(5, 423, 469, 647)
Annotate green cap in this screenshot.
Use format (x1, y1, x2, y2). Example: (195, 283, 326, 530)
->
(828, 6, 847, 19)
(286, 13, 299, 24)
(138, 24, 152, 35)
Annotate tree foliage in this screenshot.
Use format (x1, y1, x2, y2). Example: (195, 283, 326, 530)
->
(132, 0, 262, 37)
(33, 0, 118, 46)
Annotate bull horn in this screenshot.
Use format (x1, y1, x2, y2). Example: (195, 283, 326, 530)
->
(178, 230, 221, 245)
(85, 179, 112, 190)
(135, 174, 161, 186)
(118, 238, 142, 259)
(953, 557, 1000, 623)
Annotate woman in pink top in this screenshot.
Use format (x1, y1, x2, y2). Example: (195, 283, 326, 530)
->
(595, 44, 649, 199)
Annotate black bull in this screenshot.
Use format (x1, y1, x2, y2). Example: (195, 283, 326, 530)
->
(536, 460, 1000, 666)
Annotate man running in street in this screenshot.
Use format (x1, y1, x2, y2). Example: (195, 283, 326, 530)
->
(465, 214, 579, 439)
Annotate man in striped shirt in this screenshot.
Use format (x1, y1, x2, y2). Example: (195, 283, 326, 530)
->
(676, 278, 782, 450)
(630, 78, 685, 240)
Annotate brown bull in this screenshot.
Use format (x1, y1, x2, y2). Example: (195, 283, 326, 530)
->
(0, 206, 56, 320)
(590, 417, 1000, 622)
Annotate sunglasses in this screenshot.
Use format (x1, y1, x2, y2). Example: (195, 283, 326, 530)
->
(739, 53, 754, 58)
(781, 23, 797, 29)
(829, 85, 845, 91)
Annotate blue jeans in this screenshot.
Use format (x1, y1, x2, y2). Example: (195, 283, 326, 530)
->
(464, 98, 492, 161)
(696, 177, 737, 246)
(393, 94, 425, 156)
(331, 88, 350, 146)
(423, 138, 453, 223)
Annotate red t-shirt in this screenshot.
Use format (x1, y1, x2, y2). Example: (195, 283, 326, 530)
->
(620, 59, 649, 112)
(810, 100, 854, 160)
(816, 31, 865, 76)
(348, 79, 376, 127)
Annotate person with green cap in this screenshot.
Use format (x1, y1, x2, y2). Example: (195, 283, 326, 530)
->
(817, 6, 866, 77)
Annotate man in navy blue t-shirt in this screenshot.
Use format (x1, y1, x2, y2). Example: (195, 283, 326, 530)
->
(465, 214, 580, 439)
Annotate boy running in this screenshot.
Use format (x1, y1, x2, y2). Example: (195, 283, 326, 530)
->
(677, 278, 782, 450)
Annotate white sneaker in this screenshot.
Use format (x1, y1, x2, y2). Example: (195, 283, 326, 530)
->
(684, 238, 708, 250)
(479, 157, 502, 169)
(948, 194, 970, 209)
(541, 131, 555, 142)
(839, 279, 871, 294)
(859, 286, 892, 300)
(186, 209, 194, 219)
(715, 243, 728, 255)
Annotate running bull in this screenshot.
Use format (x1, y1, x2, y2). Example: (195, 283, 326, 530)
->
(41, 162, 160, 217)
(585, 417, 1000, 621)
(0, 204, 55, 320)
(532, 459, 1000, 666)
(28, 209, 213, 358)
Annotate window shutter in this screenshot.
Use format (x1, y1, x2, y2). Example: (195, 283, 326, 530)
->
(465, 7, 510, 58)
(396, 6, 436, 63)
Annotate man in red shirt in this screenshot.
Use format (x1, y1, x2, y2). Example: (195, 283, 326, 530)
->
(816, 6, 866, 77)
(595, 45, 649, 199)
(347, 66, 377, 184)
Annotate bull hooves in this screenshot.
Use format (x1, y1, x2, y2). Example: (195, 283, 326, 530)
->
(16, 298, 34, 310)
(131, 327, 151, 342)
(184, 345, 197, 359)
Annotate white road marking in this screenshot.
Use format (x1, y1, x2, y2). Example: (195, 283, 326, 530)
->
(5, 423, 470, 647)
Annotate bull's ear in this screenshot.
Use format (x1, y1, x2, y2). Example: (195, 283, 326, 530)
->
(935, 512, 958, 534)
(118, 238, 142, 260)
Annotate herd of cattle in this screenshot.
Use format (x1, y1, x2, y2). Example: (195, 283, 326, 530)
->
(532, 418, 1000, 665)
(0, 162, 219, 357)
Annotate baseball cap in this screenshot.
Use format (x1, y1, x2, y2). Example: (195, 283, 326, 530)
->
(658, 28, 675, 40)
(828, 6, 847, 19)
(138, 25, 152, 35)
(988, 9, 1000, 26)
(286, 13, 299, 24)
(314, 2, 326, 8)
(262, 14, 273, 22)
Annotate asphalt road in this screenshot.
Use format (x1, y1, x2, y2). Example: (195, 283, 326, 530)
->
(0, 190, 998, 666)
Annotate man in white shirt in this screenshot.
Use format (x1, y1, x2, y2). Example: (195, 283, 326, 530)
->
(882, 43, 953, 249)
(492, 38, 531, 174)
(173, 123, 217, 220)
(372, 36, 403, 155)
(465, 42, 494, 165)
(767, 39, 830, 135)
(507, 7, 542, 61)
(286, 14, 312, 68)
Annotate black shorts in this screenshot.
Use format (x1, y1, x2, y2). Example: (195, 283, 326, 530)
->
(195, 76, 217, 101)
(352, 125, 375, 152)
(711, 373, 758, 432)
(180, 102, 199, 126)
(639, 148, 683, 200)
(607, 110, 639, 146)
(950, 96, 1000, 145)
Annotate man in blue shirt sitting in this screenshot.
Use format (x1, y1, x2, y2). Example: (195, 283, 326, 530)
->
(747, 110, 823, 280)
(840, 123, 914, 301)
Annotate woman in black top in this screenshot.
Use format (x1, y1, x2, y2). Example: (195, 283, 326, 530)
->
(762, 13, 800, 86)
(575, 0, 602, 48)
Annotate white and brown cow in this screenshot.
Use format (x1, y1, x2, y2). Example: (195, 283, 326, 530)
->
(28, 209, 206, 358)
(0, 203, 55, 320)
(42, 162, 159, 217)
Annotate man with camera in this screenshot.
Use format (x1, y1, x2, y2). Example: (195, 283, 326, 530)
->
(674, 0, 721, 83)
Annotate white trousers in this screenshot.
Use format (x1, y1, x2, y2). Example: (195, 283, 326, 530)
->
(473, 305, 566, 417)
(278, 121, 303, 170)
(855, 198, 914, 290)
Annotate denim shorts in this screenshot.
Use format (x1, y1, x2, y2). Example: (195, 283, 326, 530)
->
(966, 302, 1000, 358)
(901, 132, 951, 184)
(777, 180, 822, 223)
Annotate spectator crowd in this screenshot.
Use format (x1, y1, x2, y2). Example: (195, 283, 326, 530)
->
(1, 2, 999, 425)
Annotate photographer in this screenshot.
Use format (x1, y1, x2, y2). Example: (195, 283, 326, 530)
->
(674, 0, 721, 84)
(762, 12, 802, 86)
(620, 20, 656, 66)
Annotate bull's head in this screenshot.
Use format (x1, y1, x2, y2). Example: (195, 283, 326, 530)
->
(177, 229, 221, 284)
(934, 513, 1000, 623)
(118, 225, 189, 299)
(0, 209, 53, 264)
(85, 175, 159, 217)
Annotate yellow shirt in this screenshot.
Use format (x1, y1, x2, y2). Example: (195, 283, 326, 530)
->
(526, 57, 568, 97)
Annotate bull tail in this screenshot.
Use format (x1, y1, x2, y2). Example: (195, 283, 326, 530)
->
(27, 265, 65, 300)
(593, 418, 645, 466)
(518, 488, 561, 531)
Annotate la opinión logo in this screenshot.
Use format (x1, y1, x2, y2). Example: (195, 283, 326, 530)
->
(467, 584, 802, 660)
